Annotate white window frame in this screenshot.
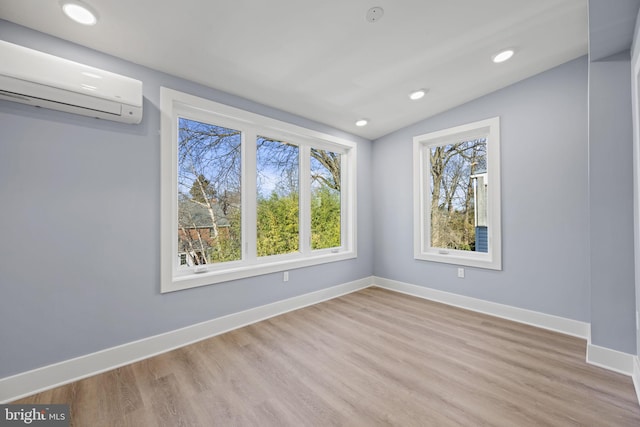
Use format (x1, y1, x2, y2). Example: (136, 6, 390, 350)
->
(161, 87, 357, 292)
(413, 117, 502, 270)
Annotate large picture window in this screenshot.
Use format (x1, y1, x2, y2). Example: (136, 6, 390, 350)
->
(161, 88, 357, 292)
(413, 117, 501, 270)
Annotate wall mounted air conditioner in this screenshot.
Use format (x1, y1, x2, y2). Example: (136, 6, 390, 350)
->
(0, 40, 143, 124)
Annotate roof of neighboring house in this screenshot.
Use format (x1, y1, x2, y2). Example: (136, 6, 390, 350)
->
(178, 198, 230, 228)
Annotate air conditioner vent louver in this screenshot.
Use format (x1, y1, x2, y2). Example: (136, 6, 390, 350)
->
(0, 90, 31, 102)
(0, 40, 143, 124)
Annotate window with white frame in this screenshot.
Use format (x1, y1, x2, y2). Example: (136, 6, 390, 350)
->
(161, 88, 357, 292)
(413, 117, 501, 270)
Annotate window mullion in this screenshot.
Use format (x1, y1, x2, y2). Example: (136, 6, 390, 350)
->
(340, 151, 350, 252)
(423, 147, 432, 253)
(243, 127, 257, 263)
(299, 145, 311, 255)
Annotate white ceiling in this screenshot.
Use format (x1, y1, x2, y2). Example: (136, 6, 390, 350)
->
(0, 0, 588, 140)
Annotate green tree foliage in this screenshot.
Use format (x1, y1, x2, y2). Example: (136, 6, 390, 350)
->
(210, 208, 242, 262)
(430, 208, 475, 251)
(311, 187, 341, 250)
(257, 192, 299, 256)
(189, 174, 215, 203)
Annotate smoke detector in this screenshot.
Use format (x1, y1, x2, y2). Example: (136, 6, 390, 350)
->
(366, 7, 384, 23)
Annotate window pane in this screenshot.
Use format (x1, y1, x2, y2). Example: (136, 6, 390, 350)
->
(311, 148, 341, 250)
(177, 118, 242, 266)
(256, 137, 300, 256)
(429, 138, 487, 252)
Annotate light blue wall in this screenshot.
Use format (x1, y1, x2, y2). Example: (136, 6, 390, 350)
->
(0, 20, 373, 378)
(373, 57, 590, 322)
(588, 54, 636, 354)
(588, 0, 640, 61)
(3, 6, 640, 381)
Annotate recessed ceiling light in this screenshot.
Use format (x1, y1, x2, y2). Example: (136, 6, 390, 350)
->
(492, 49, 515, 64)
(355, 119, 368, 127)
(61, 1, 98, 26)
(409, 89, 428, 100)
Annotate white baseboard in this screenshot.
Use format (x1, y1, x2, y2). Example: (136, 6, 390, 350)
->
(0, 277, 372, 403)
(633, 356, 640, 406)
(631, 356, 640, 405)
(586, 343, 636, 376)
(372, 276, 590, 339)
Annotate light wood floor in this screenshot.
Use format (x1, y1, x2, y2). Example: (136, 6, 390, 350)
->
(13, 287, 640, 426)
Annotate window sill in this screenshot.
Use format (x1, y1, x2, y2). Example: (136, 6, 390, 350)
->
(414, 250, 501, 270)
(162, 250, 357, 293)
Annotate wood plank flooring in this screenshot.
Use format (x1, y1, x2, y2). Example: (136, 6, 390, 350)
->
(13, 287, 640, 426)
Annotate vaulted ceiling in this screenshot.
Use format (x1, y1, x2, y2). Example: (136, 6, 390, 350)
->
(0, 0, 588, 139)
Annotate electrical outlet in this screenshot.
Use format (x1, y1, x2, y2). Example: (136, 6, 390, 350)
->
(283, 271, 289, 282)
(457, 268, 465, 278)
